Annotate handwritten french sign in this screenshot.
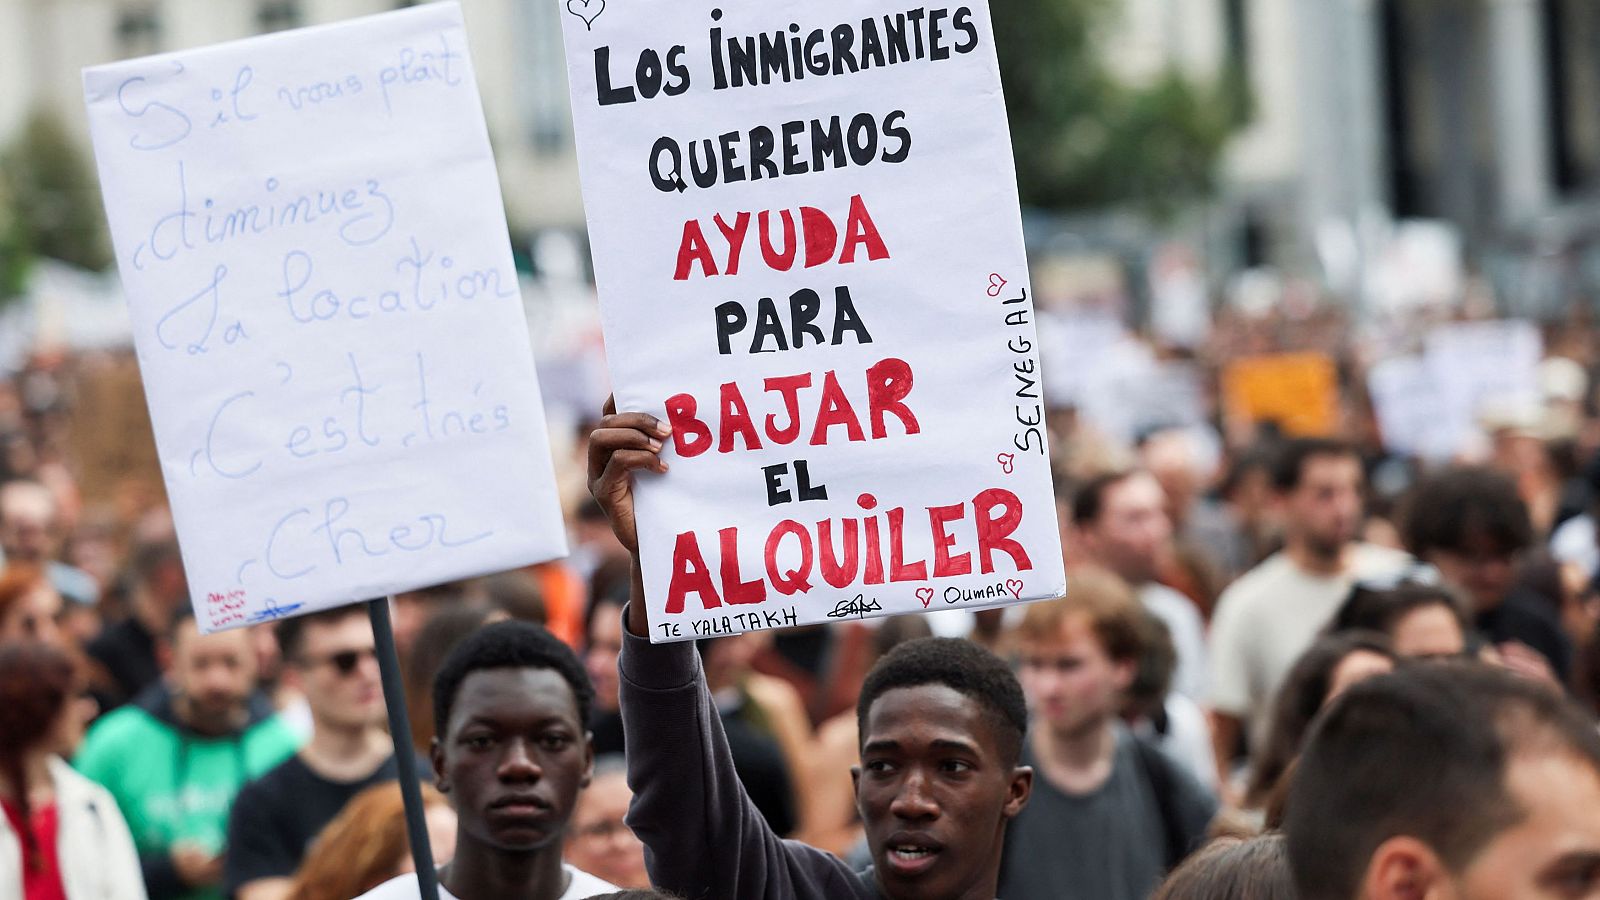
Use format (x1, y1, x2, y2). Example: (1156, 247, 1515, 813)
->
(561, 0, 1066, 641)
(83, 2, 566, 632)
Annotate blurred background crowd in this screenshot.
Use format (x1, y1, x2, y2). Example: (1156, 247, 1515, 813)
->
(3, 0, 1600, 898)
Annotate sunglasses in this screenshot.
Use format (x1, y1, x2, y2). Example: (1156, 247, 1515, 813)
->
(302, 647, 377, 676)
(1351, 562, 1443, 593)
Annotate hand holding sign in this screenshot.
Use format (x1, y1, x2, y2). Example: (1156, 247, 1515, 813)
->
(588, 401, 672, 551)
(562, 0, 1065, 641)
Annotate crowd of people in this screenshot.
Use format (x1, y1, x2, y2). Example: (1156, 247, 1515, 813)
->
(1, 306, 1599, 900)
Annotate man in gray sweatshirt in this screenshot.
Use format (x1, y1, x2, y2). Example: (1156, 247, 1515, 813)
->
(588, 404, 1035, 900)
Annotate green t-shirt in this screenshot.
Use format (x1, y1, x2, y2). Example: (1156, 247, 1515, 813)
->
(75, 694, 302, 900)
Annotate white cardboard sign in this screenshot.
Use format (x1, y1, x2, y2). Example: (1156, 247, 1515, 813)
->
(561, 0, 1066, 641)
(84, 3, 566, 632)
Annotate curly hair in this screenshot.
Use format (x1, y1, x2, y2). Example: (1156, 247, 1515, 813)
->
(857, 637, 1028, 766)
(432, 620, 594, 740)
(1399, 467, 1533, 557)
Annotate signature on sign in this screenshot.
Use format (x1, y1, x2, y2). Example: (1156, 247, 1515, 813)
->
(827, 594, 883, 619)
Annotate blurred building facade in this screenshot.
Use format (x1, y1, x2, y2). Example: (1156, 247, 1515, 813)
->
(1106, 0, 1600, 314)
(4, 0, 1600, 313)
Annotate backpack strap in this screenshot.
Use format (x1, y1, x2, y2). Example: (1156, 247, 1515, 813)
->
(1131, 734, 1188, 871)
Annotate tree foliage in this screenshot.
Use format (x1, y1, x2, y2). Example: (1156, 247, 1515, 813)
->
(2, 109, 113, 273)
(0, 172, 27, 299)
(992, 0, 1242, 215)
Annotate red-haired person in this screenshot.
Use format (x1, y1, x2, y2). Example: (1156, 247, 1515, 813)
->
(0, 640, 144, 899)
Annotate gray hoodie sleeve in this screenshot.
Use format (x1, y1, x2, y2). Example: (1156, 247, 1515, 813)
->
(617, 606, 875, 900)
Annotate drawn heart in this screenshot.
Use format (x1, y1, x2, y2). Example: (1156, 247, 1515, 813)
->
(916, 587, 935, 608)
(987, 273, 1007, 297)
(566, 0, 605, 30)
(1005, 579, 1024, 599)
(996, 452, 1015, 474)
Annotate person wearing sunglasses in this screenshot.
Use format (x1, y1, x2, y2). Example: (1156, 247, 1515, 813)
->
(224, 606, 397, 900)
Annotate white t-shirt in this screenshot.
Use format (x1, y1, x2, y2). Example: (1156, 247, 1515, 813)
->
(1207, 544, 1412, 747)
(357, 866, 619, 900)
(1137, 582, 1210, 701)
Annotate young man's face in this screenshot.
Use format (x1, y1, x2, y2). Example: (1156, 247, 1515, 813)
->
(1017, 613, 1132, 739)
(1449, 751, 1600, 899)
(434, 667, 593, 855)
(1426, 535, 1517, 613)
(852, 684, 1030, 900)
(1282, 453, 1364, 559)
(291, 613, 383, 731)
(1081, 474, 1172, 585)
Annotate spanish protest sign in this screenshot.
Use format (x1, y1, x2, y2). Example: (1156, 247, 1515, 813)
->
(84, 2, 567, 632)
(561, 0, 1066, 641)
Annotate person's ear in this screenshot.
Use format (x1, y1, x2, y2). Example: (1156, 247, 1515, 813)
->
(1003, 765, 1033, 819)
(581, 732, 595, 789)
(850, 765, 862, 803)
(431, 737, 448, 793)
(1113, 657, 1137, 693)
(1364, 835, 1452, 900)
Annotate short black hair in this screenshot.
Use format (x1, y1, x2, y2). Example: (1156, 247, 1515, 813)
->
(1069, 470, 1139, 526)
(857, 637, 1028, 766)
(274, 605, 366, 661)
(432, 620, 594, 740)
(1399, 467, 1533, 557)
(1329, 582, 1470, 644)
(1271, 438, 1358, 493)
(1284, 663, 1600, 900)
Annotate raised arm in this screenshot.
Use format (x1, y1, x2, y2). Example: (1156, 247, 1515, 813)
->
(588, 401, 864, 900)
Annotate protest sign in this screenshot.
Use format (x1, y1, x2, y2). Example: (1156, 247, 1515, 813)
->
(1424, 319, 1542, 437)
(1221, 352, 1338, 437)
(1367, 355, 1452, 460)
(1367, 320, 1543, 460)
(561, 0, 1066, 641)
(83, 2, 567, 632)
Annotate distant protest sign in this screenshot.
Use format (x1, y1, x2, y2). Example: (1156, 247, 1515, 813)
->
(84, 3, 566, 632)
(1368, 320, 1543, 460)
(1221, 352, 1339, 437)
(561, 0, 1066, 641)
